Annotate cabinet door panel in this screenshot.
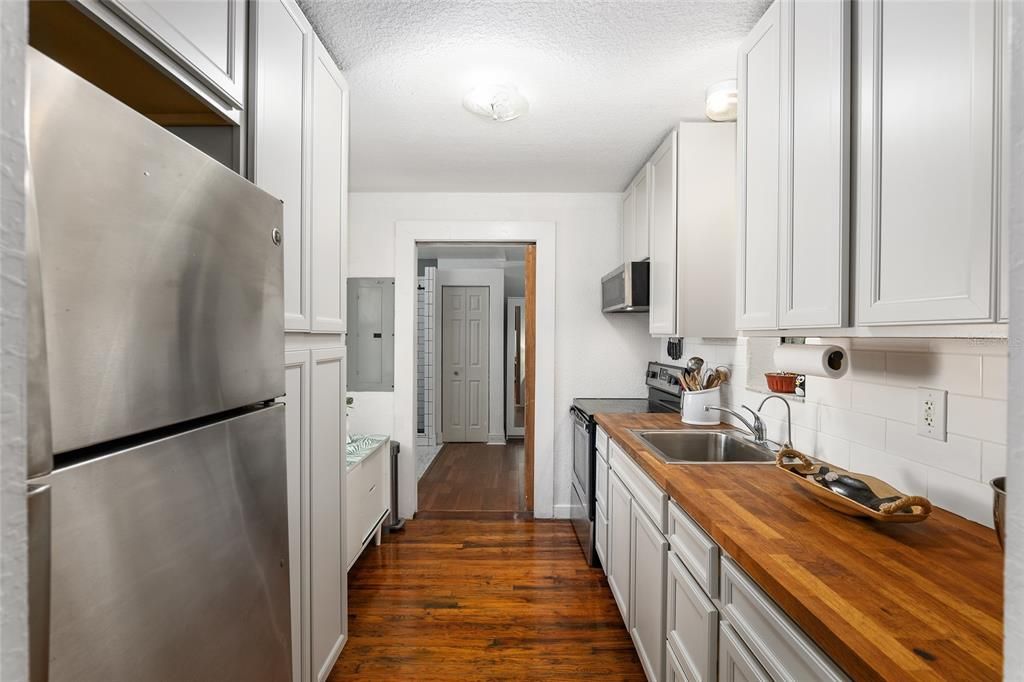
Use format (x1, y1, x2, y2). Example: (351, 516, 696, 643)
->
(634, 166, 651, 261)
(607, 471, 632, 625)
(595, 500, 609, 573)
(719, 623, 771, 682)
(779, 0, 849, 328)
(736, 1, 781, 330)
(622, 187, 636, 264)
(630, 505, 667, 682)
(310, 38, 348, 332)
(253, 0, 311, 331)
(649, 131, 678, 336)
(283, 350, 310, 682)
(856, 0, 996, 324)
(667, 553, 717, 682)
(310, 347, 346, 680)
(104, 0, 246, 108)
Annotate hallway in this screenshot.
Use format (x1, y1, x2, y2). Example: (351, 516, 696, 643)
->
(417, 442, 526, 517)
(330, 519, 644, 680)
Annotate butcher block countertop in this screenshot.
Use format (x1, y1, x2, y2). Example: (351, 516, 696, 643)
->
(594, 411, 1003, 682)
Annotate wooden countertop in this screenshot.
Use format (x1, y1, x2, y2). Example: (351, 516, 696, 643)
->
(595, 412, 1003, 682)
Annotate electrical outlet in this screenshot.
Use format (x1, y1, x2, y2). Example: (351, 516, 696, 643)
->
(917, 387, 947, 442)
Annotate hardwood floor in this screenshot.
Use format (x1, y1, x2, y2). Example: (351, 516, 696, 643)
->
(418, 442, 525, 515)
(329, 519, 644, 680)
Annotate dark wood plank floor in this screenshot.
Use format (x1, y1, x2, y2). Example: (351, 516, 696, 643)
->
(329, 519, 644, 680)
(418, 442, 525, 514)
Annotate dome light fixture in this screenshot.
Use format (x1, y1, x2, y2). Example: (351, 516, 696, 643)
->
(705, 79, 738, 122)
(463, 83, 529, 122)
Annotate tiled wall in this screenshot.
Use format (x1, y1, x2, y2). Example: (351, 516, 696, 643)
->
(661, 337, 1008, 527)
(416, 268, 436, 447)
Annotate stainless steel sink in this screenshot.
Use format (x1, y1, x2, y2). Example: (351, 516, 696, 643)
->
(630, 429, 775, 464)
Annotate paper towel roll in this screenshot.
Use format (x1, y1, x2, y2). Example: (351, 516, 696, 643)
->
(773, 344, 848, 379)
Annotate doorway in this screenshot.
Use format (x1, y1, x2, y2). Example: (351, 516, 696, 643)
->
(413, 242, 534, 517)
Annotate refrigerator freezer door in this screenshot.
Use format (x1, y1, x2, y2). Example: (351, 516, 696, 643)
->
(37, 405, 290, 682)
(28, 49, 284, 455)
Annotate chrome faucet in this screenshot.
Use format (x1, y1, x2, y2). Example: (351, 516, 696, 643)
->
(703, 405, 768, 445)
(758, 395, 793, 449)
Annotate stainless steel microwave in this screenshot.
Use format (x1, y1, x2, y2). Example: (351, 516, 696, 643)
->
(601, 261, 650, 313)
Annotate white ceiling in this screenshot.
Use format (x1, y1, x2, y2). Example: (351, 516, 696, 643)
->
(298, 0, 769, 192)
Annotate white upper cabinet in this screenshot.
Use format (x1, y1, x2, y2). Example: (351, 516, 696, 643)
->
(252, 0, 311, 331)
(855, 0, 997, 325)
(622, 182, 636, 262)
(104, 0, 247, 110)
(649, 131, 678, 336)
(621, 164, 650, 263)
(736, 0, 781, 331)
(252, 0, 349, 334)
(649, 123, 737, 338)
(998, 0, 1010, 324)
(309, 38, 350, 333)
(778, 0, 849, 328)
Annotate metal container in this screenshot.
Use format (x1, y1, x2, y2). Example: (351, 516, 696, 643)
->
(991, 476, 1007, 550)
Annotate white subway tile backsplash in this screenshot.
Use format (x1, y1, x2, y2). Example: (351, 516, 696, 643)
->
(728, 335, 1008, 525)
(927, 469, 993, 527)
(947, 395, 1007, 444)
(849, 444, 928, 498)
(814, 433, 851, 469)
(804, 376, 852, 408)
(982, 356, 1008, 400)
(819, 405, 886, 450)
(885, 352, 983, 396)
(884, 420, 981, 480)
(847, 350, 886, 383)
(981, 442, 1007, 482)
(850, 382, 916, 424)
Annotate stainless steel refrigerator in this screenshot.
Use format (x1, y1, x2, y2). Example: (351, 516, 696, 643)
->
(25, 49, 290, 681)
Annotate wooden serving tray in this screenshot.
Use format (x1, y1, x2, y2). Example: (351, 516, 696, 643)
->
(776, 448, 932, 523)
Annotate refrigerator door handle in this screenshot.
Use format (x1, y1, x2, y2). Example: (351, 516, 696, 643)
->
(28, 484, 51, 682)
(26, 162, 53, 478)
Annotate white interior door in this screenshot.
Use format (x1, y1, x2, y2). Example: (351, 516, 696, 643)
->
(442, 286, 489, 442)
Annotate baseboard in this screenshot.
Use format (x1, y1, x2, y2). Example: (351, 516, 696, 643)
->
(486, 433, 506, 445)
(552, 503, 572, 519)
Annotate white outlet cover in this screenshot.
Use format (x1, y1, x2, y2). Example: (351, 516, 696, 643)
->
(917, 387, 948, 442)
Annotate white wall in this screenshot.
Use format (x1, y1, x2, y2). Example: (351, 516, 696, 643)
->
(662, 336, 1010, 528)
(0, 1, 28, 680)
(348, 192, 659, 516)
(435, 267, 505, 443)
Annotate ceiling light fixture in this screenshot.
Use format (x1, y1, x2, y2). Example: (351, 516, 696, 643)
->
(705, 79, 738, 122)
(462, 84, 529, 122)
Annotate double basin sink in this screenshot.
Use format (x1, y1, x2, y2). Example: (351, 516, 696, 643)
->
(630, 429, 775, 465)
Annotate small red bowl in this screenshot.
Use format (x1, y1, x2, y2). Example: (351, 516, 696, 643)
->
(765, 372, 798, 394)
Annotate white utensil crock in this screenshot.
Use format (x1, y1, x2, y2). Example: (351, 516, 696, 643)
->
(681, 387, 721, 425)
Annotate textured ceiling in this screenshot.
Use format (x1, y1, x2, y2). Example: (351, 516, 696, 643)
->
(298, 0, 770, 192)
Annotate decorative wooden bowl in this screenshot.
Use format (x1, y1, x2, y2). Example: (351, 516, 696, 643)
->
(765, 372, 798, 393)
(776, 448, 932, 523)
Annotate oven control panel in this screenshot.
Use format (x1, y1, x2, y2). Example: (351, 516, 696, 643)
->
(646, 361, 683, 397)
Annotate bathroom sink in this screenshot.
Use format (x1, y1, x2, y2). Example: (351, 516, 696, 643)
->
(630, 430, 775, 464)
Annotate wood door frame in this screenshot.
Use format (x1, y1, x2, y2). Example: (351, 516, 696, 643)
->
(395, 222, 556, 519)
(523, 245, 536, 512)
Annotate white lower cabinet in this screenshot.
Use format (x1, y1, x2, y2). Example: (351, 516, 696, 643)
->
(719, 622, 771, 682)
(667, 552, 718, 682)
(666, 643, 690, 682)
(630, 504, 667, 681)
(595, 502, 609, 571)
(346, 438, 389, 570)
(607, 471, 633, 625)
(604, 437, 848, 682)
(284, 347, 348, 682)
